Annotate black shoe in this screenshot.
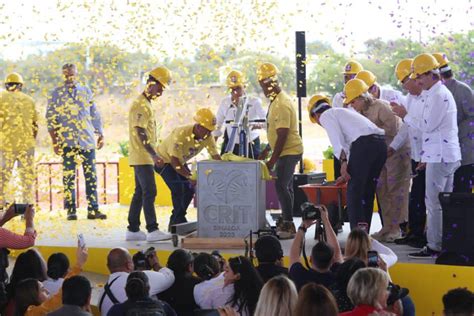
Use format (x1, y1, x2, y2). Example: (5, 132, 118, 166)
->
(394, 234, 415, 245)
(67, 213, 77, 220)
(87, 211, 107, 220)
(407, 236, 427, 249)
(408, 246, 440, 259)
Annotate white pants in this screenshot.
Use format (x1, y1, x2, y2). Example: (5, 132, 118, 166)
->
(425, 161, 460, 251)
(0, 149, 35, 205)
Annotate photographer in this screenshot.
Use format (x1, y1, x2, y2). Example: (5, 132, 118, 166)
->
(289, 205, 343, 291)
(0, 204, 36, 249)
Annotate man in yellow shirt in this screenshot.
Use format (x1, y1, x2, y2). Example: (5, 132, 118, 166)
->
(0, 73, 38, 208)
(257, 63, 304, 239)
(126, 67, 172, 242)
(156, 108, 221, 228)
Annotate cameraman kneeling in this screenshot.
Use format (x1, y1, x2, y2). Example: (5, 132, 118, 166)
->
(289, 205, 343, 291)
(0, 204, 36, 249)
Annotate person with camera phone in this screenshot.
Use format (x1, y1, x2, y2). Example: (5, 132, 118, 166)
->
(0, 203, 36, 249)
(289, 204, 343, 291)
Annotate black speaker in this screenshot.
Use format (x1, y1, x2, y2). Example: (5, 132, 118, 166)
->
(436, 192, 474, 266)
(295, 31, 306, 98)
(292, 172, 326, 217)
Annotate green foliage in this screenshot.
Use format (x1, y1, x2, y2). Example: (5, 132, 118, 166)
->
(322, 146, 334, 160)
(118, 140, 129, 157)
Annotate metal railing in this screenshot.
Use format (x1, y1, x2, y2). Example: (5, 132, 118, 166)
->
(35, 161, 119, 211)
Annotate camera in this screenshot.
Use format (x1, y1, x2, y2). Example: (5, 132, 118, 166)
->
(132, 247, 155, 270)
(301, 202, 322, 221)
(14, 204, 32, 215)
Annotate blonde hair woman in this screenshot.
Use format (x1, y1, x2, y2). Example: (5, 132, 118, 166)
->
(254, 276, 298, 316)
(341, 268, 391, 315)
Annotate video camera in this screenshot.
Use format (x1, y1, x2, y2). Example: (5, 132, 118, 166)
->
(301, 202, 323, 221)
(132, 247, 156, 270)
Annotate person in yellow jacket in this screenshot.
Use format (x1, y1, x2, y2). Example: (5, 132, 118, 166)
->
(257, 63, 304, 239)
(14, 244, 88, 316)
(0, 73, 38, 208)
(156, 108, 221, 228)
(344, 79, 411, 242)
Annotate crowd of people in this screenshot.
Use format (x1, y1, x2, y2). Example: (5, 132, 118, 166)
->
(0, 207, 472, 315)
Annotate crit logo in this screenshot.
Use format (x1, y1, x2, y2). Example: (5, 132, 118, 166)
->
(206, 169, 249, 203)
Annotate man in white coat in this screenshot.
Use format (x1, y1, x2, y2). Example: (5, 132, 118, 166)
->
(392, 53, 461, 258)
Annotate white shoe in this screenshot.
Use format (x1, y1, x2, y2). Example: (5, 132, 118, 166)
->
(147, 230, 172, 242)
(381, 230, 401, 243)
(126, 230, 146, 241)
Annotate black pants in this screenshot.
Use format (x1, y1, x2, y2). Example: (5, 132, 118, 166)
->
(128, 165, 159, 233)
(408, 160, 427, 238)
(346, 135, 387, 231)
(453, 163, 474, 193)
(221, 131, 260, 159)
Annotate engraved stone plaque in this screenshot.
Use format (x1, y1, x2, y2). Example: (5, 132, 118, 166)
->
(197, 161, 266, 238)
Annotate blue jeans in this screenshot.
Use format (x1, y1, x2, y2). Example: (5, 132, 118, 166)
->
(128, 165, 159, 233)
(62, 147, 99, 213)
(155, 164, 195, 224)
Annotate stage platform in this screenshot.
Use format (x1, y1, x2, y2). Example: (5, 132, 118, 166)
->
(4, 204, 473, 315)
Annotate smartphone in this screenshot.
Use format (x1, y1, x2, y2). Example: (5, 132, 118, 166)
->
(14, 204, 31, 215)
(78, 234, 86, 248)
(367, 250, 379, 267)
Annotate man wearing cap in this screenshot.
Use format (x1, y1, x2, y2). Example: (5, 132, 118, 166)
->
(389, 59, 427, 248)
(355, 70, 406, 104)
(155, 108, 221, 228)
(433, 53, 474, 193)
(257, 63, 304, 239)
(46, 63, 106, 221)
(308, 94, 387, 231)
(344, 78, 410, 242)
(0, 73, 38, 208)
(332, 60, 364, 108)
(392, 53, 461, 258)
(213, 70, 265, 158)
(126, 67, 172, 242)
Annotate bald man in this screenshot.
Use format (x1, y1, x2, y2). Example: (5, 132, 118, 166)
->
(99, 248, 175, 315)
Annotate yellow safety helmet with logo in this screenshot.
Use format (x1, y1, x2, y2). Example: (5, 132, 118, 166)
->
(194, 108, 217, 131)
(355, 70, 377, 87)
(226, 70, 245, 88)
(395, 59, 413, 83)
(5, 72, 24, 85)
(343, 60, 363, 75)
(343, 79, 369, 105)
(149, 66, 172, 88)
(410, 53, 439, 79)
(257, 63, 279, 81)
(432, 52, 449, 68)
(307, 94, 331, 123)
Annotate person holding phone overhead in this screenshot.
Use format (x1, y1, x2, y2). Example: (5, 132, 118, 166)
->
(0, 204, 36, 249)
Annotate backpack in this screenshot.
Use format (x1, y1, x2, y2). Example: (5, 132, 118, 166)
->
(125, 299, 166, 316)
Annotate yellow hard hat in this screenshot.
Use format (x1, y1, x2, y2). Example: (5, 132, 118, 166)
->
(395, 59, 413, 83)
(5, 72, 24, 85)
(343, 79, 369, 105)
(303, 158, 316, 174)
(307, 94, 331, 123)
(410, 53, 439, 79)
(226, 70, 245, 88)
(355, 70, 377, 87)
(343, 60, 363, 75)
(194, 108, 217, 131)
(149, 66, 172, 87)
(257, 63, 279, 81)
(432, 52, 449, 68)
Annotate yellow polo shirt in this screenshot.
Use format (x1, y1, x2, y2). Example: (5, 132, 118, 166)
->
(128, 94, 157, 166)
(157, 125, 219, 164)
(266, 91, 303, 156)
(0, 91, 38, 152)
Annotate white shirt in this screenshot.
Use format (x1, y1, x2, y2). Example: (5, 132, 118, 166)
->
(332, 92, 344, 108)
(380, 86, 406, 105)
(98, 268, 175, 316)
(404, 81, 461, 163)
(43, 278, 64, 296)
(212, 95, 265, 142)
(371, 239, 398, 268)
(194, 273, 234, 310)
(390, 94, 424, 161)
(319, 108, 385, 160)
